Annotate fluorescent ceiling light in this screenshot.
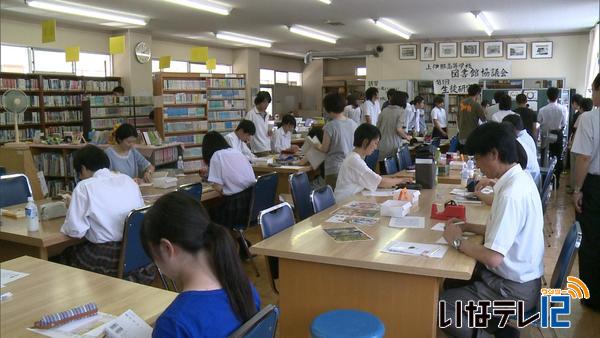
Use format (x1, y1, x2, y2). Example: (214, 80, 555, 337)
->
(318, 0, 331, 4)
(373, 18, 411, 39)
(471, 11, 493, 36)
(161, 0, 231, 16)
(288, 25, 338, 44)
(26, 0, 147, 26)
(215, 32, 272, 48)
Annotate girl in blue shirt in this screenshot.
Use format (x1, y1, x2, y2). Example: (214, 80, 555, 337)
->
(141, 192, 260, 338)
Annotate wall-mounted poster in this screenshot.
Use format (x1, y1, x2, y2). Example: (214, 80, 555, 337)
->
(507, 43, 527, 59)
(461, 41, 480, 58)
(439, 42, 457, 58)
(399, 44, 417, 60)
(531, 41, 553, 59)
(483, 41, 503, 58)
(420, 43, 435, 61)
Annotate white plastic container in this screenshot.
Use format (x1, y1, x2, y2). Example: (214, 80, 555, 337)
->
(380, 200, 412, 218)
(25, 197, 39, 232)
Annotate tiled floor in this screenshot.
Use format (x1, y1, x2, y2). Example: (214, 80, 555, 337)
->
(239, 174, 600, 338)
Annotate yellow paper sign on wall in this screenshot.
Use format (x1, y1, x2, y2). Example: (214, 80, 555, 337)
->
(65, 46, 80, 62)
(206, 58, 217, 70)
(190, 47, 209, 62)
(109, 35, 125, 55)
(159, 56, 171, 69)
(42, 19, 56, 43)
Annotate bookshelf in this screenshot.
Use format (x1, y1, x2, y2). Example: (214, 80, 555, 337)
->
(82, 96, 154, 136)
(153, 72, 246, 173)
(0, 72, 120, 144)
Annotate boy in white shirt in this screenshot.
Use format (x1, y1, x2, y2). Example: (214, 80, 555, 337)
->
(271, 114, 300, 153)
(441, 122, 544, 338)
(363, 87, 381, 125)
(431, 96, 448, 138)
(244, 91, 272, 156)
(224, 120, 257, 162)
(503, 114, 541, 187)
(491, 94, 516, 122)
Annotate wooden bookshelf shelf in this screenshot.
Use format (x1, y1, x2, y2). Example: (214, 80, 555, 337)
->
(164, 130, 207, 136)
(163, 116, 206, 122)
(183, 156, 203, 161)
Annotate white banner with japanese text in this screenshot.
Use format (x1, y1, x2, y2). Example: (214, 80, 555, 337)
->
(422, 61, 511, 80)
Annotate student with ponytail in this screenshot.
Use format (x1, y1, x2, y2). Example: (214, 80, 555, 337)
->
(141, 191, 260, 338)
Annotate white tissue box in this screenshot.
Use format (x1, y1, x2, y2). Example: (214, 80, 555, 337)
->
(153, 176, 178, 189)
(380, 200, 412, 218)
(394, 189, 421, 204)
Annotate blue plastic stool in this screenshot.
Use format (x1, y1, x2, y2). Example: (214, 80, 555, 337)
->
(310, 309, 385, 338)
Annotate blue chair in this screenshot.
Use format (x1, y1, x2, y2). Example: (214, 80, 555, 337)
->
(0, 174, 32, 208)
(228, 304, 280, 338)
(540, 156, 557, 195)
(310, 185, 336, 213)
(177, 182, 203, 201)
(397, 145, 413, 170)
(448, 136, 459, 152)
(383, 156, 399, 175)
(310, 309, 385, 338)
(259, 203, 295, 294)
(289, 172, 313, 221)
(364, 149, 379, 171)
(430, 137, 441, 148)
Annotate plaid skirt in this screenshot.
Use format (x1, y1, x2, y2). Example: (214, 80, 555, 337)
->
(59, 241, 156, 285)
(210, 186, 254, 229)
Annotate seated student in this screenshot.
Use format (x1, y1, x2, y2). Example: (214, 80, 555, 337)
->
(271, 114, 300, 153)
(105, 123, 154, 183)
(503, 114, 541, 187)
(141, 192, 260, 338)
(60, 145, 153, 282)
(316, 93, 358, 189)
(441, 122, 544, 338)
(431, 96, 448, 138)
(335, 124, 412, 202)
(224, 120, 257, 162)
(491, 94, 516, 122)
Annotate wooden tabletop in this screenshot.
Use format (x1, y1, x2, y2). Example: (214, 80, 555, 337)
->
(140, 174, 219, 204)
(251, 184, 490, 280)
(0, 256, 176, 337)
(252, 164, 313, 175)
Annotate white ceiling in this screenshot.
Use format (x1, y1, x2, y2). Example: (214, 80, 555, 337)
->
(1, 0, 598, 58)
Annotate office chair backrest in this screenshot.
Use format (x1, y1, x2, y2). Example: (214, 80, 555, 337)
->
(541, 156, 557, 195)
(364, 149, 379, 171)
(398, 145, 412, 170)
(177, 182, 203, 201)
(227, 304, 280, 338)
(549, 222, 582, 290)
(250, 172, 279, 226)
(540, 183, 552, 215)
(448, 136, 459, 153)
(289, 173, 313, 221)
(0, 174, 32, 208)
(383, 156, 399, 175)
(259, 202, 295, 239)
(310, 185, 336, 214)
(119, 206, 152, 278)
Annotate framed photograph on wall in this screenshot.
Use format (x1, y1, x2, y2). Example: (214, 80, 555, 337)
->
(420, 43, 435, 61)
(460, 41, 480, 57)
(399, 44, 417, 60)
(531, 41, 553, 59)
(483, 41, 503, 58)
(439, 42, 457, 58)
(506, 43, 527, 59)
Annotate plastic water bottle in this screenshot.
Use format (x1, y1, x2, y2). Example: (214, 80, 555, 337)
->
(466, 156, 475, 171)
(461, 163, 469, 186)
(25, 197, 39, 232)
(177, 156, 184, 171)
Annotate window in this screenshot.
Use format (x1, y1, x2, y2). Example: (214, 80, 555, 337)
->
(275, 71, 288, 84)
(1, 45, 30, 73)
(190, 63, 233, 74)
(152, 59, 160, 73)
(214, 64, 232, 74)
(288, 72, 302, 86)
(259, 87, 273, 116)
(356, 67, 367, 76)
(152, 59, 188, 73)
(260, 69, 274, 85)
(77, 53, 112, 76)
(33, 50, 73, 74)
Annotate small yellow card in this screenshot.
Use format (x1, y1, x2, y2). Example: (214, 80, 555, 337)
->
(190, 47, 208, 62)
(65, 46, 80, 62)
(206, 58, 217, 70)
(42, 19, 56, 43)
(159, 56, 171, 69)
(109, 35, 125, 55)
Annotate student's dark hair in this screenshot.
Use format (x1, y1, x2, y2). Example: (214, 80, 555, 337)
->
(413, 95, 424, 104)
(201, 131, 231, 164)
(389, 91, 408, 108)
(465, 122, 518, 164)
(499, 95, 512, 110)
(515, 140, 528, 170)
(73, 144, 110, 174)
(493, 91, 506, 103)
(515, 94, 528, 105)
(593, 72, 600, 90)
(580, 98, 594, 112)
(502, 114, 524, 131)
(323, 93, 346, 114)
(347, 94, 359, 108)
(433, 96, 444, 105)
(308, 126, 324, 142)
(571, 94, 583, 106)
(112, 86, 125, 95)
(386, 88, 396, 99)
(365, 87, 379, 101)
(353, 123, 381, 147)
(467, 84, 481, 96)
(141, 192, 256, 323)
(481, 99, 490, 107)
(114, 123, 138, 143)
(546, 87, 559, 102)
(254, 91, 272, 105)
(236, 120, 256, 135)
(280, 114, 297, 129)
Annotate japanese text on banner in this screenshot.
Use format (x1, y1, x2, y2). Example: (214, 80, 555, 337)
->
(422, 61, 511, 80)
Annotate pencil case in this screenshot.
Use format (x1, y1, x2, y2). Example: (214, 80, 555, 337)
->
(33, 303, 98, 329)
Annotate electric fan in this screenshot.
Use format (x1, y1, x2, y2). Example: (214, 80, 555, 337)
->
(1, 89, 29, 144)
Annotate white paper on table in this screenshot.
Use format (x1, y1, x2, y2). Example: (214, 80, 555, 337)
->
(138, 183, 153, 187)
(436, 236, 468, 245)
(382, 240, 448, 258)
(389, 216, 425, 229)
(450, 188, 469, 196)
(0, 269, 29, 286)
(430, 223, 475, 236)
(280, 165, 305, 170)
(103, 309, 152, 338)
(361, 189, 400, 197)
(27, 312, 116, 338)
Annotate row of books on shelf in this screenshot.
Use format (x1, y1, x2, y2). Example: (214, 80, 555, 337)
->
(89, 95, 133, 106)
(163, 93, 206, 105)
(85, 80, 120, 92)
(141, 130, 162, 146)
(208, 100, 245, 110)
(43, 79, 83, 91)
(91, 107, 133, 117)
(183, 159, 203, 171)
(163, 80, 206, 90)
(44, 95, 82, 107)
(91, 117, 135, 129)
(0, 128, 39, 142)
(183, 147, 203, 159)
(135, 116, 154, 126)
(0, 111, 41, 125)
(45, 110, 82, 122)
(0, 78, 39, 90)
(207, 89, 245, 99)
(207, 110, 242, 121)
(152, 146, 179, 165)
(33, 152, 75, 177)
(0, 95, 40, 107)
(165, 120, 207, 132)
(46, 125, 83, 135)
(207, 78, 245, 88)
(164, 133, 204, 145)
(47, 180, 75, 197)
(209, 121, 239, 132)
(163, 107, 205, 118)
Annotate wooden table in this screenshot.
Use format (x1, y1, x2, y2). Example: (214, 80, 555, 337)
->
(0, 256, 177, 337)
(397, 168, 463, 185)
(252, 164, 314, 196)
(251, 184, 490, 338)
(140, 174, 220, 204)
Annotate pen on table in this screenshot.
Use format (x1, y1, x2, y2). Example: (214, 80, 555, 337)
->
(450, 221, 465, 226)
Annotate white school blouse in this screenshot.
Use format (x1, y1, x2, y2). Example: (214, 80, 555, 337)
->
(271, 127, 292, 153)
(363, 100, 381, 125)
(431, 106, 447, 128)
(516, 130, 541, 185)
(224, 132, 256, 162)
(538, 102, 567, 134)
(244, 107, 271, 153)
(491, 110, 516, 123)
(334, 151, 382, 202)
(208, 148, 256, 196)
(61, 168, 144, 243)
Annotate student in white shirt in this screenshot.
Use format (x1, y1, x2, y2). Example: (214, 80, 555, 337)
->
(485, 91, 505, 121)
(224, 120, 257, 162)
(503, 114, 541, 186)
(60, 145, 151, 282)
(431, 96, 448, 138)
(441, 122, 544, 338)
(491, 94, 516, 122)
(343, 95, 362, 124)
(538, 87, 567, 188)
(244, 91, 272, 156)
(335, 124, 412, 202)
(405, 96, 424, 135)
(271, 114, 300, 153)
(363, 87, 381, 125)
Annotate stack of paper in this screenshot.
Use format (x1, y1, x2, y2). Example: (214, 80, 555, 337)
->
(301, 136, 325, 169)
(362, 189, 400, 197)
(382, 240, 448, 258)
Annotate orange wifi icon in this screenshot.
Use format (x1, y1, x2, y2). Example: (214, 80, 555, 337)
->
(562, 276, 590, 300)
